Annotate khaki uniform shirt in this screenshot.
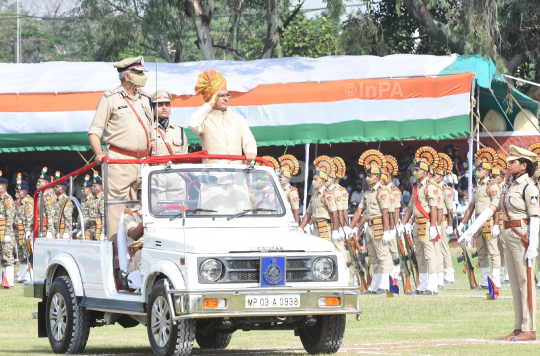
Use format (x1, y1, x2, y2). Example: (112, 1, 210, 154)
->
(0, 191, 15, 238)
(88, 87, 156, 152)
(307, 186, 338, 220)
(156, 122, 189, 155)
(359, 181, 390, 220)
(387, 183, 401, 212)
(439, 182, 454, 215)
(15, 195, 34, 233)
(336, 184, 348, 211)
(187, 103, 257, 164)
(473, 178, 501, 216)
(408, 178, 439, 217)
(123, 208, 144, 249)
(282, 184, 299, 210)
(499, 174, 540, 223)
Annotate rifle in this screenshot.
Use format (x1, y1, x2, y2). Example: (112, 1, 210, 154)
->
(404, 231, 419, 286)
(455, 230, 479, 289)
(351, 229, 371, 286)
(396, 233, 413, 294)
(343, 233, 368, 292)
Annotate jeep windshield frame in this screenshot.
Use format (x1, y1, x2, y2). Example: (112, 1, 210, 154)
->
(148, 167, 287, 219)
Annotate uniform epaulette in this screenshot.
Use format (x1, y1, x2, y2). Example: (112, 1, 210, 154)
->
(103, 87, 122, 98)
(124, 208, 134, 215)
(140, 90, 151, 97)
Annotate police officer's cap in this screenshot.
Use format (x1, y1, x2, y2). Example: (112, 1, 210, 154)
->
(16, 180, 29, 190)
(93, 177, 103, 185)
(0, 170, 8, 185)
(39, 167, 51, 183)
(491, 168, 505, 176)
(57, 180, 68, 187)
(82, 180, 93, 188)
(507, 145, 537, 163)
(152, 89, 172, 103)
(114, 55, 148, 72)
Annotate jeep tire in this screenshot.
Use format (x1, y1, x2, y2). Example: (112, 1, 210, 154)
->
(147, 280, 195, 356)
(45, 275, 90, 354)
(298, 314, 346, 354)
(195, 330, 233, 349)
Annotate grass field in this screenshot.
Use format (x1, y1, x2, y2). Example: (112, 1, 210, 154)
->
(1, 249, 539, 356)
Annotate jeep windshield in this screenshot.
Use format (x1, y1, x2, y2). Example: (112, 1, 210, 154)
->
(149, 168, 286, 218)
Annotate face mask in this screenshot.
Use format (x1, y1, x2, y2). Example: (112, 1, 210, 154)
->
(92, 187, 100, 195)
(343, 175, 348, 180)
(359, 174, 364, 179)
(130, 72, 147, 87)
(463, 173, 469, 178)
(15, 192, 20, 199)
(312, 180, 322, 190)
(347, 187, 353, 192)
(356, 187, 362, 192)
(534, 170, 540, 178)
(36, 181, 44, 189)
(325, 180, 332, 187)
(366, 177, 376, 186)
(413, 172, 424, 180)
(278, 177, 285, 185)
(475, 171, 484, 179)
(54, 187, 62, 194)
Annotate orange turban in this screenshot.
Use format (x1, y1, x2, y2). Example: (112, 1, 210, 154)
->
(195, 70, 227, 102)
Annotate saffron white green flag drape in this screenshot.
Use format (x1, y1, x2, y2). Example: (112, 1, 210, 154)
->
(0, 54, 484, 152)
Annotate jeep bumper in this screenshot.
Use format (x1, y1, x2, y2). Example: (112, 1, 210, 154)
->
(23, 281, 45, 299)
(166, 285, 361, 321)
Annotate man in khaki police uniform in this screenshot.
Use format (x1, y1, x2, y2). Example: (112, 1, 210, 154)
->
(14, 177, 33, 282)
(187, 70, 257, 164)
(398, 147, 442, 296)
(491, 166, 509, 285)
(457, 150, 501, 288)
(277, 155, 300, 223)
(433, 158, 455, 286)
(348, 150, 393, 294)
(88, 56, 156, 241)
(152, 89, 189, 156)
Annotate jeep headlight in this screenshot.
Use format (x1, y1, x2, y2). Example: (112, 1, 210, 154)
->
(312, 257, 334, 280)
(200, 259, 223, 282)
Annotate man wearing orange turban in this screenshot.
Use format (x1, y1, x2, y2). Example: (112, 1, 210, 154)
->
(187, 70, 257, 164)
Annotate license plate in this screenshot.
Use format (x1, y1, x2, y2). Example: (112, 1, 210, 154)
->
(245, 295, 300, 308)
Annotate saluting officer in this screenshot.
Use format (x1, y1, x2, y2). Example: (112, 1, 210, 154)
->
(458, 148, 502, 288)
(398, 147, 442, 296)
(52, 172, 73, 239)
(471, 145, 539, 341)
(0, 172, 15, 287)
(88, 55, 156, 241)
(433, 154, 456, 285)
(152, 89, 189, 156)
(79, 175, 94, 240)
(14, 176, 33, 282)
(277, 155, 300, 223)
(89, 175, 105, 241)
(348, 150, 393, 294)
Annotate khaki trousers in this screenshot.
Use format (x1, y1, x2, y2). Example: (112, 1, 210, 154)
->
(364, 226, 392, 274)
(440, 221, 452, 270)
(104, 149, 140, 241)
(498, 237, 506, 268)
(388, 238, 399, 260)
(128, 250, 142, 274)
(413, 223, 437, 274)
(474, 229, 501, 269)
(502, 229, 536, 331)
(311, 228, 349, 265)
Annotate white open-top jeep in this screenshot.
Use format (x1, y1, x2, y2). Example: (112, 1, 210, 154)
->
(24, 152, 361, 356)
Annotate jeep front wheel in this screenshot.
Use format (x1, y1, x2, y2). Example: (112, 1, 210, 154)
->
(147, 280, 195, 356)
(45, 275, 90, 354)
(298, 314, 346, 354)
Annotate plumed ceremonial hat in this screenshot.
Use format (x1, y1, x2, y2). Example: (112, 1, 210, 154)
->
(415, 147, 439, 172)
(38, 167, 51, 183)
(359, 150, 385, 175)
(278, 155, 300, 178)
(380, 167, 388, 181)
(313, 156, 334, 180)
(92, 171, 103, 185)
(152, 89, 172, 103)
(384, 155, 398, 176)
(195, 70, 227, 103)
(54, 172, 68, 187)
(508, 144, 538, 163)
(82, 175, 93, 188)
(114, 55, 148, 72)
(15, 173, 28, 190)
(261, 156, 280, 171)
(493, 154, 508, 170)
(528, 143, 540, 156)
(491, 168, 505, 176)
(437, 153, 452, 175)
(332, 157, 346, 179)
(475, 147, 497, 169)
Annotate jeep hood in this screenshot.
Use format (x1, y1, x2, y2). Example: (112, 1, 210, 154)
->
(180, 229, 336, 254)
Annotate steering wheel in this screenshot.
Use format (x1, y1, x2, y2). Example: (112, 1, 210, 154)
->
(255, 199, 276, 213)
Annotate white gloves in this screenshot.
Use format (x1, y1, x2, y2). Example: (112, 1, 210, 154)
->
(3, 235, 11, 243)
(492, 225, 500, 238)
(46, 232, 52, 239)
(342, 226, 352, 237)
(382, 230, 393, 244)
(25, 231, 31, 239)
(404, 223, 413, 235)
(446, 225, 453, 235)
(304, 224, 314, 234)
(456, 223, 465, 235)
(297, 227, 305, 234)
(338, 229, 346, 240)
(63, 233, 70, 240)
(396, 224, 405, 235)
(457, 230, 473, 245)
(331, 230, 342, 242)
(76, 231, 82, 238)
(352, 227, 359, 236)
(362, 223, 368, 233)
(525, 217, 539, 262)
(429, 226, 438, 240)
(400, 234, 406, 248)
